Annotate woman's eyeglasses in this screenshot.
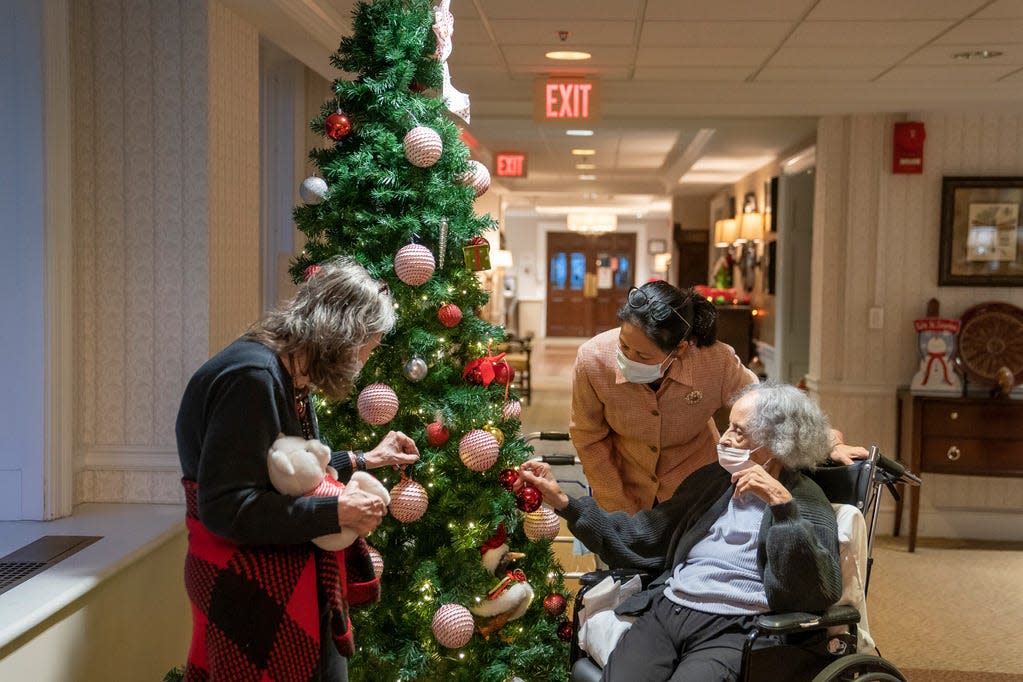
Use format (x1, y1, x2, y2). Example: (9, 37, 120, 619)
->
(626, 287, 691, 334)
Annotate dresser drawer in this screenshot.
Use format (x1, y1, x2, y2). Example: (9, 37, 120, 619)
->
(921, 436, 1023, 476)
(920, 401, 1023, 440)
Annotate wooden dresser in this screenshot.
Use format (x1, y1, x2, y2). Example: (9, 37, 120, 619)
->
(896, 388, 1023, 551)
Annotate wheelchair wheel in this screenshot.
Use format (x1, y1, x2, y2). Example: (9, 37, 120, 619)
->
(810, 653, 906, 682)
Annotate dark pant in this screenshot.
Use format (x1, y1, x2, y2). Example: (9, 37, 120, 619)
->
(602, 592, 758, 682)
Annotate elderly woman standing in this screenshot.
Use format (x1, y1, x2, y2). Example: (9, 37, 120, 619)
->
(572, 280, 864, 514)
(518, 382, 842, 682)
(176, 255, 419, 682)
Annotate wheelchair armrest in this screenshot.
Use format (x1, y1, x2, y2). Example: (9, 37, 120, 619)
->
(578, 568, 650, 588)
(754, 604, 860, 636)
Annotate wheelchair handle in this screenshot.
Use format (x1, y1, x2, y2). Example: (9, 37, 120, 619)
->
(522, 431, 571, 443)
(539, 455, 579, 466)
(876, 452, 921, 486)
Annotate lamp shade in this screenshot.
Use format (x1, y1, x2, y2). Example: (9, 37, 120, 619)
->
(739, 212, 764, 243)
(714, 219, 738, 247)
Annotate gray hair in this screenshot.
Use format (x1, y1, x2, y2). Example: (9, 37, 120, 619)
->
(737, 382, 832, 470)
(247, 255, 395, 400)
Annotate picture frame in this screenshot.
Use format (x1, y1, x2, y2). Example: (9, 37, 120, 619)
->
(939, 176, 1023, 286)
(648, 238, 667, 254)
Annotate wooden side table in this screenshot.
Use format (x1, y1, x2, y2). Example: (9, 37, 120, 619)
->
(896, 388, 1023, 551)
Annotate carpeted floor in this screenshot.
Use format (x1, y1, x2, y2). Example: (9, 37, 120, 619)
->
(902, 671, 1023, 681)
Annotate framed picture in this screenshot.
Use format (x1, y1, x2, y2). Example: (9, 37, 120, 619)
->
(940, 176, 1023, 286)
(648, 238, 667, 254)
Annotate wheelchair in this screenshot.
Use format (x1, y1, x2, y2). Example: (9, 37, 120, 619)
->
(527, 435, 921, 682)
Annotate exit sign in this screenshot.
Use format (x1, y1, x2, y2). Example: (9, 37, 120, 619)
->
(495, 152, 527, 178)
(534, 78, 600, 123)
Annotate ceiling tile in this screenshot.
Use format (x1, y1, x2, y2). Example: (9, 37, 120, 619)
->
(997, 66, 1023, 80)
(878, 64, 1020, 81)
(636, 47, 773, 67)
(448, 44, 505, 67)
(640, 21, 793, 47)
(755, 66, 887, 81)
(770, 46, 914, 66)
(904, 44, 1023, 65)
(972, 0, 1023, 19)
(448, 18, 492, 45)
(632, 66, 753, 81)
(644, 0, 816, 21)
(934, 19, 1023, 44)
(476, 0, 640, 20)
(488, 20, 636, 46)
(807, 0, 988, 21)
(787, 20, 954, 46)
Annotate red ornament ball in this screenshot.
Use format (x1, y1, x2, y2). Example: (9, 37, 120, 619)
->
(438, 303, 462, 328)
(357, 383, 399, 425)
(394, 244, 436, 286)
(324, 111, 352, 141)
(492, 361, 515, 386)
(543, 593, 567, 618)
(497, 468, 519, 491)
(556, 620, 574, 643)
(426, 421, 450, 447)
(389, 477, 429, 523)
(515, 484, 542, 513)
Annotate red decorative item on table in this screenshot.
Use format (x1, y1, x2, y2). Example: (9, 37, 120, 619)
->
(324, 111, 352, 140)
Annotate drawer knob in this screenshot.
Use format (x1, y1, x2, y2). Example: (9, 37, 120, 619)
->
(949, 411, 958, 420)
(946, 445, 961, 461)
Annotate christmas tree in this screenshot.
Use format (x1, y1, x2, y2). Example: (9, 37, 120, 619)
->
(291, 1, 571, 680)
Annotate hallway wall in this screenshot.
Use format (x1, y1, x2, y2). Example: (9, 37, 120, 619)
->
(812, 111, 1023, 540)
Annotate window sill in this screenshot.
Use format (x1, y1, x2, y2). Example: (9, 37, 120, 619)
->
(0, 502, 185, 653)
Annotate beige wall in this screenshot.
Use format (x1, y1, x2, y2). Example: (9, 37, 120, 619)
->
(0, 531, 190, 682)
(71, 0, 261, 505)
(812, 111, 1023, 541)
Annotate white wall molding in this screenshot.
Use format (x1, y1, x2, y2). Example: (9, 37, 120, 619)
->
(43, 0, 73, 520)
(81, 446, 181, 472)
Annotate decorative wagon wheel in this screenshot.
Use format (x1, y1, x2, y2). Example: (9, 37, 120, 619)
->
(956, 301, 1023, 387)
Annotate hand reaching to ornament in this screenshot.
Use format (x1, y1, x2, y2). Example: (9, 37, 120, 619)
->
(515, 461, 569, 511)
(337, 488, 387, 537)
(366, 430, 420, 469)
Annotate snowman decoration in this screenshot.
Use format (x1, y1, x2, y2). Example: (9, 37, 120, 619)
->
(910, 318, 961, 394)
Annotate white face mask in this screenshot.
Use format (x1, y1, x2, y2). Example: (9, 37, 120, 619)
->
(616, 347, 673, 384)
(716, 444, 762, 474)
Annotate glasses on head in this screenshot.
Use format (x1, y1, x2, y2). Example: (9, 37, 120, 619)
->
(626, 287, 691, 335)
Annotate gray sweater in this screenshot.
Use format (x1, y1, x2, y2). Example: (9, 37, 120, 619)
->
(559, 462, 842, 615)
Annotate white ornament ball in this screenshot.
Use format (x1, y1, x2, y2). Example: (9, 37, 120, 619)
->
(502, 400, 522, 421)
(357, 383, 399, 425)
(458, 429, 500, 472)
(299, 176, 329, 204)
(432, 603, 474, 649)
(523, 506, 561, 541)
(403, 126, 443, 168)
(368, 546, 384, 578)
(394, 244, 436, 286)
(457, 160, 491, 198)
(389, 477, 429, 523)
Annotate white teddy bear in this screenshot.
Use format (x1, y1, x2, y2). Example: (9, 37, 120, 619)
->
(267, 434, 390, 551)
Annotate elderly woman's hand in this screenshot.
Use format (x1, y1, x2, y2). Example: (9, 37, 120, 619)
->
(337, 488, 387, 536)
(732, 464, 792, 506)
(365, 430, 420, 469)
(516, 460, 570, 511)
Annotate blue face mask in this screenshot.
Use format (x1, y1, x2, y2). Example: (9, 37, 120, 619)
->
(616, 347, 674, 384)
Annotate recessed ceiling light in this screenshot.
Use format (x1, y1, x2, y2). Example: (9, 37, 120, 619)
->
(578, 174, 597, 181)
(952, 49, 1003, 60)
(566, 129, 594, 137)
(575, 163, 596, 170)
(571, 148, 596, 156)
(545, 50, 592, 61)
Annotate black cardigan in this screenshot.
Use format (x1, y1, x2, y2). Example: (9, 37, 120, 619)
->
(176, 336, 355, 545)
(559, 463, 842, 615)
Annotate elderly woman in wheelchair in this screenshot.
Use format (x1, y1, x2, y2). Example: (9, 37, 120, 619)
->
(518, 382, 853, 682)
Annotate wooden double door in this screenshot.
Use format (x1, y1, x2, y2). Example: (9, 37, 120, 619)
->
(546, 231, 636, 337)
